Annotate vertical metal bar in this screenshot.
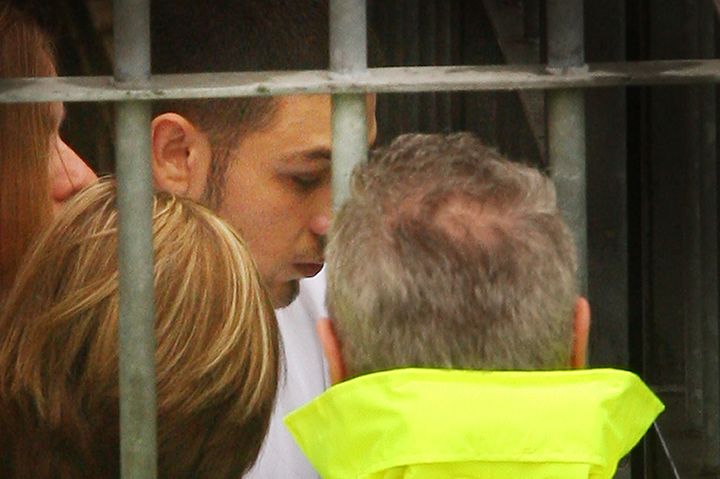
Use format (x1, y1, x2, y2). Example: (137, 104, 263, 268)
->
(546, 0, 587, 295)
(405, 1, 420, 131)
(685, 82, 704, 433)
(683, 0, 705, 439)
(700, 81, 719, 471)
(584, 0, 629, 369)
(546, 0, 584, 68)
(113, 1, 157, 478)
(114, 0, 150, 82)
(700, 1, 720, 470)
(419, 0, 438, 132)
(437, 0, 454, 129)
(330, 0, 368, 209)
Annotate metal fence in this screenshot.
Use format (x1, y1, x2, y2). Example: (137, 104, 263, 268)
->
(1, 0, 719, 477)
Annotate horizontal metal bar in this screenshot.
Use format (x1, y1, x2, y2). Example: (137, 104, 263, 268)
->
(2, 60, 720, 103)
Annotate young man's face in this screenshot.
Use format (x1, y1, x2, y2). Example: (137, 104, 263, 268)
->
(217, 94, 377, 307)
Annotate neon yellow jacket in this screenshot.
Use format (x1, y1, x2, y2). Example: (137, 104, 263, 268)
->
(285, 368, 664, 479)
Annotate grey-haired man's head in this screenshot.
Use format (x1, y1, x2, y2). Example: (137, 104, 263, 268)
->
(323, 133, 588, 380)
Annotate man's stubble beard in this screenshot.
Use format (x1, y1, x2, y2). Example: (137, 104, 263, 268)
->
(274, 279, 300, 309)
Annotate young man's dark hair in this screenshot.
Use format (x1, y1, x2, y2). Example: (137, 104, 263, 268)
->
(151, 0, 331, 207)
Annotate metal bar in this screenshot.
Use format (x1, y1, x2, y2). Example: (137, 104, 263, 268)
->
(682, 0, 711, 445)
(546, 0, 587, 294)
(330, 0, 368, 208)
(115, 103, 157, 479)
(436, 0, 454, 129)
(684, 81, 705, 433)
(405, 1, 420, 131)
(4, 60, 720, 103)
(330, 0, 366, 74)
(546, 1, 583, 68)
(700, 1, 720, 470)
(584, 0, 629, 369)
(114, 0, 150, 83)
(701, 80, 720, 471)
(418, 0, 437, 132)
(548, 90, 587, 292)
(113, 0, 157, 478)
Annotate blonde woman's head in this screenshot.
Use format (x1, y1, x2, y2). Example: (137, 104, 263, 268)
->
(0, 179, 279, 479)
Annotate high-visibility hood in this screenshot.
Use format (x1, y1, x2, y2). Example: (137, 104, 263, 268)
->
(285, 368, 664, 479)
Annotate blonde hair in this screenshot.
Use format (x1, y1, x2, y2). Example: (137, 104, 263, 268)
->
(327, 133, 578, 376)
(0, 179, 280, 479)
(0, 4, 56, 295)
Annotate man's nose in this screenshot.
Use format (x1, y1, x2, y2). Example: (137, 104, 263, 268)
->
(309, 186, 332, 254)
(309, 214, 330, 237)
(310, 182, 332, 237)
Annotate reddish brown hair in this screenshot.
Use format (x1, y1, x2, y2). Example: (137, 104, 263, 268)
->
(0, 3, 55, 296)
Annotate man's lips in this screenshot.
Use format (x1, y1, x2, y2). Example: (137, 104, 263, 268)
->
(294, 263, 324, 278)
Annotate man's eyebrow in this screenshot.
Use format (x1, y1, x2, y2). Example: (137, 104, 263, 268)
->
(279, 147, 332, 163)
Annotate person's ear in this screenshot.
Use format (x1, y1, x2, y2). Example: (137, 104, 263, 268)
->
(317, 318, 347, 384)
(571, 296, 591, 368)
(151, 113, 212, 200)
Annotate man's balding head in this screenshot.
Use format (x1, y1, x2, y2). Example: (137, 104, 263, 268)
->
(326, 133, 583, 378)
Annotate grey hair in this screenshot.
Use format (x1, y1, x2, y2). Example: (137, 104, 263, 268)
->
(326, 133, 578, 377)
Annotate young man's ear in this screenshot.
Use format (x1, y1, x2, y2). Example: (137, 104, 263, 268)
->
(151, 113, 212, 200)
(571, 296, 591, 369)
(317, 318, 347, 385)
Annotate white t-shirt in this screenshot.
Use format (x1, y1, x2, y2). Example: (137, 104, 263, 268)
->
(245, 269, 328, 478)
